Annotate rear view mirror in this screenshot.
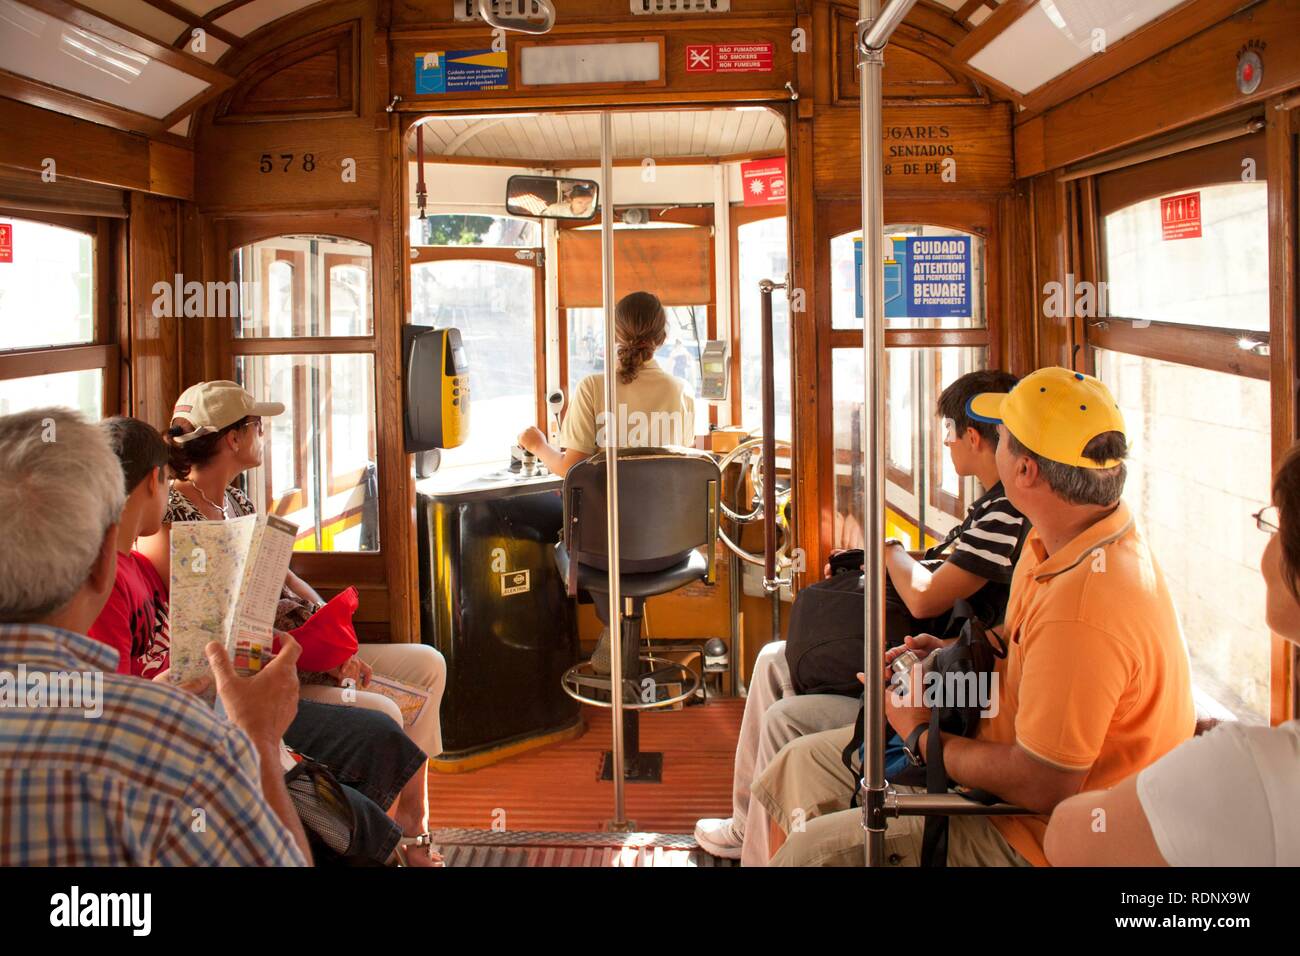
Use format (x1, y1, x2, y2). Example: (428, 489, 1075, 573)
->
(505, 174, 599, 220)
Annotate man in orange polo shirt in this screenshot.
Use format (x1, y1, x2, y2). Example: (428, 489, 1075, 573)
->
(753, 367, 1195, 866)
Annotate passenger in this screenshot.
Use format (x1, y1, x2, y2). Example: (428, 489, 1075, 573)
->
(518, 291, 697, 674)
(91, 416, 430, 866)
(1044, 442, 1300, 866)
(753, 367, 1195, 867)
(695, 369, 1029, 863)
(135, 381, 447, 866)
(0, 407, 309, 865)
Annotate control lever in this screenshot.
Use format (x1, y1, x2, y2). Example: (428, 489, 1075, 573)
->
(510, 444, 539, 477)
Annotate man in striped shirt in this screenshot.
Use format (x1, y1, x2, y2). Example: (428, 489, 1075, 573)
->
(0, 408, 310, 866)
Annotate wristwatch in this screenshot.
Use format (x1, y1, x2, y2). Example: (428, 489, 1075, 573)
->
(903, 724, 928, 767)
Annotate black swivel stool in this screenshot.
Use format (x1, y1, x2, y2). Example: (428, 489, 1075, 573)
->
(554, 447, 721, 783)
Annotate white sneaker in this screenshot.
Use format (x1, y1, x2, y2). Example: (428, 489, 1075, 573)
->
(694, 817, 743, 859)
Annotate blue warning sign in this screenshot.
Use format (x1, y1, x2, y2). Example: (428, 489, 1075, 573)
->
(415, 49, 509, 95)
(854, 235, 971, 319)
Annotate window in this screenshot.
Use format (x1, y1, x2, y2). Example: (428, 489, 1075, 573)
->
(565, 305, 709, 437)
(1094, 353, 1271, 721)
(737, 215, 791, 440)
(231, 236, 379, 553)
(1102, 182, 1267, 331)
(410, 258, 538, 473)
(831, 225, 985, 330)
(1089, 135, 1272, 721)
(831, 346, 986, 552)
(410, 214, 540, 248)
(0, 214, 109, 421)
(233, 237, 374, 338)
(0, 368, 103, 419)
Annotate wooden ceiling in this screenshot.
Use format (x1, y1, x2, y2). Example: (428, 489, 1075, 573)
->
(0, 0, 1254, 144)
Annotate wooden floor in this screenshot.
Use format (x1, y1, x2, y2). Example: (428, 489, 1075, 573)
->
(427, 697, 742, 834)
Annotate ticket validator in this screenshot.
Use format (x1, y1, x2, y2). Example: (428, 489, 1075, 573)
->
(403, 324, 469, 452)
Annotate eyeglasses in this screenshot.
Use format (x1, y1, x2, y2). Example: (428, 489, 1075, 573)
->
(1253, 506, 1280, 534)
(243, 417, 264, 436)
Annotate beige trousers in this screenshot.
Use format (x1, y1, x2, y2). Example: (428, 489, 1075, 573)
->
(301, 643, 446, 759)
(752, 723, 1029, 867)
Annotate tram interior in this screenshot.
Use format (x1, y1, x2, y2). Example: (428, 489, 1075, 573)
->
(0, 0, 1297, 870)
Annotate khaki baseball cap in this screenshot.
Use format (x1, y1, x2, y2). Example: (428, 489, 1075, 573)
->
(171, 380, 284, 444)
(968, 367, 1126, 469)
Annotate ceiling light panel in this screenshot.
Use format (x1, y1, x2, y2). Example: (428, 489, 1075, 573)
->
(968, 0, 1185, 94)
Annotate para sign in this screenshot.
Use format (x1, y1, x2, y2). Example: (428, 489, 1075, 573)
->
(1160, 191, 1202, 240)
(0, 222, 11, 263)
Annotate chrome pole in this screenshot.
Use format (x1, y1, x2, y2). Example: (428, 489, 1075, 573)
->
(858, 0, 919, 867)
(599, 110, 627, 828)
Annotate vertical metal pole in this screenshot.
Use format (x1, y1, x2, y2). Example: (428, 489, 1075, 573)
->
(599, 110, 627, 828)
(860, 0, 887, 868)
(758, 280, 781, 592)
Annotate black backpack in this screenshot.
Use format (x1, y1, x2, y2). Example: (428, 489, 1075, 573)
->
(841, 598, 1009, 866)
(784, 554, 958, 697)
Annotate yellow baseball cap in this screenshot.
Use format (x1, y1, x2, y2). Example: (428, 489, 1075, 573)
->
(171, 380, 284, 444)
(967, 367, 1125, 469)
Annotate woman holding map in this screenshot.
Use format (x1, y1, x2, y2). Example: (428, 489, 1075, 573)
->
(138, 380, 446, 868)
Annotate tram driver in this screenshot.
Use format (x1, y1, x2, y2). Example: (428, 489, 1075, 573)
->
(517, 290, 696, 673)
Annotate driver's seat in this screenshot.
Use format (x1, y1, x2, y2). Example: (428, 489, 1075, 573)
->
(554, 447, 720, 782)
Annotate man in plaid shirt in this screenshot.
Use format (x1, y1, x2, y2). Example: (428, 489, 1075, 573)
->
(0, 408, 310, 866)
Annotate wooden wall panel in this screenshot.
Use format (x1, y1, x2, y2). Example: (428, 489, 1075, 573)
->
(814, 103, 1013, 197)
(0, 99, 193, 200)
(127, 193, 183, 430)
(389, 23, 795, 110)
(195, 118, 383, 212)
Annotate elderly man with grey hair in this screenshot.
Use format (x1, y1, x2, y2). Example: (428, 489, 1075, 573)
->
(0, 407, 310, 865)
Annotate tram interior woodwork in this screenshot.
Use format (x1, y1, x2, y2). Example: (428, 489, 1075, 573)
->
(1, 0, 1297, 866)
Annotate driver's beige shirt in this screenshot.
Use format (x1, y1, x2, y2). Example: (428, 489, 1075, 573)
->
(558, 359, 695, 455)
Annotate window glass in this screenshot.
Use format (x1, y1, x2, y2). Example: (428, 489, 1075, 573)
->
(410, 259, 536, 473)
(0, 218, 94, 350)
(831, 225, 985, 330)
(831, 346, 986, 552)
(235, 354, 379, 553)
(1102, 182, 1268, 331)
(738, 216, 791, 440)
(233, 237, 373, 338)
(410, 214, 540, 248)
(566, 305, 709, 437)
(1094, 348, 1270, 721)
(0, 368, 102, 420)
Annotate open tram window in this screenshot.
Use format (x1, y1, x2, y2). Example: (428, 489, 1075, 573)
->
(231, 235, 380, 553)
(0, 214, 107, 419)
